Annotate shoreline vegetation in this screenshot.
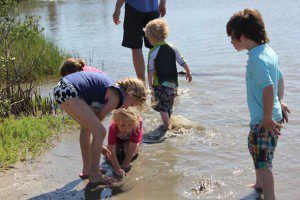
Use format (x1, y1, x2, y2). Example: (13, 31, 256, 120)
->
(0, 0, 72, 169)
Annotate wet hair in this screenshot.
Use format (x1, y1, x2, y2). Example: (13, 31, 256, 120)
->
(226, 8, 269, 44)
(112, 108, 140, 129)
(116, 77, 148, 106)
(144, 18, 169, 43)
(60, 58, 86, 77)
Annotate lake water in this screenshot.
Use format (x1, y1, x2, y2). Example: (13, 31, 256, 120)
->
(5, 0, 299, 199)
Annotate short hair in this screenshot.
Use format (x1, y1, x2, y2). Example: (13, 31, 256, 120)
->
(111, 108, 140, 129)
(144, 18, 169, 43)
(60, 58, 86, 77)
(226, 9, 269, 44)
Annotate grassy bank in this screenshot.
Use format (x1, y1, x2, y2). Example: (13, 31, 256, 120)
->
(0, 0, 76, 169)
(0, 115, 76, 169)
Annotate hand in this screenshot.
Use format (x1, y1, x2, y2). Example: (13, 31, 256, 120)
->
(116, 168, 125, 177)
(101, 146, 111, 158)
(259, 117, 283, 136)
(158, 2, 166, 17)
(280, 101, 291, 123)
(186, 72, 192, 83)
(113, 9, 121, 25)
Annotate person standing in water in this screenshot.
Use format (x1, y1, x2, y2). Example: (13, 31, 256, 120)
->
(144, 18, 192, 130)
(112, 0, 166, 81)
(227, 9, 290, 200)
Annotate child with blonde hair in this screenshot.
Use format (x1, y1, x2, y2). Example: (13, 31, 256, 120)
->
(106, 107, 143, 178)
(145, 18, 192, 129)
(54, 73, 147, 186)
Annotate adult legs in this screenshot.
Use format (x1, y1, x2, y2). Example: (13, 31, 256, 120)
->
(61, 98, 106, 183)
(131, 48, 145, 81)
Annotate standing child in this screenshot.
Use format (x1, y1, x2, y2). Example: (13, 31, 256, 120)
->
(106, 108, 142, 178)
(144, 18, 192, 130)
(226, 9, 290, 200)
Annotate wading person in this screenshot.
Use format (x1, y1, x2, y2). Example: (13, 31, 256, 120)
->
(53, 72, 147, 186)
(145, 18, 192, 130)
(226, 9, 290, 200)
(112, 0, 166, 81)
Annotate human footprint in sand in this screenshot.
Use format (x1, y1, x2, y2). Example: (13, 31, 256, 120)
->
(53, 72, 147, 186)
(106, 108, 143, 179)
(145, 18, 192, 130)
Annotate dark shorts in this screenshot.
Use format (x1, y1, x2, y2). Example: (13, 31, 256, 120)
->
(248, 124, 280, 170)
(152, 85, 175, 117)
(53, 78, 78, 105)
(122, 3, 159, 49)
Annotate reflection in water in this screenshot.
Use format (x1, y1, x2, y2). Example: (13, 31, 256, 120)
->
(47, 1, 58, 35)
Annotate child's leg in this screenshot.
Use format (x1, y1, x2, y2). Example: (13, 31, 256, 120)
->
(160, 111, 171, 129)
(257, 169, 275, 200)
(61, 98, 106, 183)
(80, 127, 91, 176)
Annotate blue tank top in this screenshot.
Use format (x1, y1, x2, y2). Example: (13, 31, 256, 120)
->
(64, 72, 124, 108)
(125, 0, 158, 12)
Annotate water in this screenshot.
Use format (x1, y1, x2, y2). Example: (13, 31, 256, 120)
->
(3, 0, 299, 199)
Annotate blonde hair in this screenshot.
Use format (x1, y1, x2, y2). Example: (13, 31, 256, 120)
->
(144, 18, 169, 43)
(60, 58, 86, 77)
(112, 108, 140, 129)
(116, 77, 148, 106)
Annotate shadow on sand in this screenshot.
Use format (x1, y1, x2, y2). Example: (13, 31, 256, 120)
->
(29, 178, 131, 200)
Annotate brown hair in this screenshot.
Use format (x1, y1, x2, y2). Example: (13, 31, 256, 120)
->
(116, 77, 148, 106)
(226, 9, 269, 44)
(60, 58, 86, 77)
(112, 108, 140, 129)
(144, 18, 169, 43)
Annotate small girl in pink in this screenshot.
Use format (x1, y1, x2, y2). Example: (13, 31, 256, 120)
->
(60, 58, 104, 77)
(107, 108, 143, 178)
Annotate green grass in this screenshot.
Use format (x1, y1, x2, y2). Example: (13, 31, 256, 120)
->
(0, 114, 76, 169)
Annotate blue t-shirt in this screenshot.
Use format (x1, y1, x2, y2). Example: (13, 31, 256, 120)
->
(64, 71, 124, 108)
(246, 44, 283, 125)
(126, 0, 158, 12)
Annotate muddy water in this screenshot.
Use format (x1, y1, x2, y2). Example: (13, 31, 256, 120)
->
(1, 0, 299, 199)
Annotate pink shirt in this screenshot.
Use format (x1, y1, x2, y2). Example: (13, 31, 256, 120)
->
(108, 119, 143, 145)
(82, 65, 104, 74)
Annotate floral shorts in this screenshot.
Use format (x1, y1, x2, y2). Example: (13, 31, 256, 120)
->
(152, 85, 175, 117)
(53, 78, 78, 105)
(248, 124, 280, 170)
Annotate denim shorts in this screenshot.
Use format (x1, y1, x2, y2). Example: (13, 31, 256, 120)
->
(247, 124, 280, 170)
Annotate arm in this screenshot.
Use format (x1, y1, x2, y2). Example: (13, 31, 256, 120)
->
(107, 145, 125, 176)
(122, 142, 138, 168)
(173, 46, 192, 82)
(159, 0, 166, 17)
(260, 85, 282, 135)
(97, 87, 119, 121)
(278, 78, 290, 122)
(113, 0, 125, 25)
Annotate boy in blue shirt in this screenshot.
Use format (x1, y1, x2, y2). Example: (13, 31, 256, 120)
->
(113, 0, 166, 81)
(227, 9, 290, 199)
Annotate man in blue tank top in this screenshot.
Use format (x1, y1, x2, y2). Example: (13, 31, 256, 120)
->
(112, 0, 166, 82)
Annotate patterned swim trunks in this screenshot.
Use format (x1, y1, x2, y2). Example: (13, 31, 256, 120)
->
(152, 85, 175, 117)
(248, 124, 279, 170)
(53, 78, 78, 104)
